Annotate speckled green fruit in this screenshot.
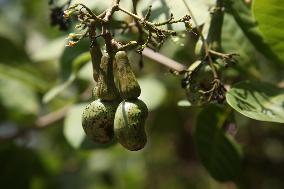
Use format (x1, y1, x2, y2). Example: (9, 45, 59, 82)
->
(115, 51, 141, 99)
(82, 99, 119, 144)
(114, 99, 148, 151)
(96, 53, 119, 101)
(185, 60, 221, 105)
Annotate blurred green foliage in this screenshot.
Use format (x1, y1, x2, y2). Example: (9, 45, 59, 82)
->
(0, 0, 284, 189)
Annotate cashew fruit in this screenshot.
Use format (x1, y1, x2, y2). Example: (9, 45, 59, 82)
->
(185, 60, 221, 105)
(82, 99, 119, 144)
(114, 99, 148, 151)
(115, 51, 141, 99)
(96, 52, 119, 101)
(89, 39, 102, 82)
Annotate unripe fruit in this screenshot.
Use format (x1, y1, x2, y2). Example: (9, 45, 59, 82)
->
(96, 53, 119, 101)
(115, 51, 141, 99)
(82, 99, 119, 144)
(185, 60, 220, 105)
(114, 99, 148, 151)
(89, 39, 102, 82)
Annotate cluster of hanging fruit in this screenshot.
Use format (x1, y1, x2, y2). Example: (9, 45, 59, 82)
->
(82, 47, 148, 151)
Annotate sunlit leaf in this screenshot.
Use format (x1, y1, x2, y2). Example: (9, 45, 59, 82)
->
(253, 0, 284, 63)
(226, 81, 284, 123)
(138, 77, 167, 111)
(43, 51, 91, 103)
(63, 103, 88, 149)
(0, 64, 48, 92)
(31, 37, 66, 62)
(42, 74, 76, 103)
(77, 61, 93, 81)
(0, 74, 39, 123)
(60, 40, 89, 80)
(72, 51, 91, 73)
(223, 0, 283, 65)
(194, 105, 242, 182)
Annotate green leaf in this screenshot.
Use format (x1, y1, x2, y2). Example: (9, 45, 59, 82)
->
(31, 37, 66, 62)
(194, 105, 242, 182)
(60, 40, 89, 80)
(222, 14, 254, 62)
(0, 74, 39, 123)
(221, 14, 261, 79)
(42, 74, 76, 104)
(63, 103, 88, 149)
(253, 0, 284, 63)
(0, 64, 49, 92)
(226, 81, 284, 123)
(77, 61, 93, 81)
(72, 51, 91, 74)
(43, 51, 91, 103)
(223, 0, 283, 65)
(0, 19, 22, 43)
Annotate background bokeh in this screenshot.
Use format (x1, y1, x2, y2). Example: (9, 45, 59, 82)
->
(0, 0, 284, 189)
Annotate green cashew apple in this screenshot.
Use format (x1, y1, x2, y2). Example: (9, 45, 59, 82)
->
(185, 60, 221, 105)
(89, 39, 102, 82)
(82, 99, 119, 144)
(114, 99, 148, 151)
(96, 52, 119, 101)
(115, 51, 141, 99)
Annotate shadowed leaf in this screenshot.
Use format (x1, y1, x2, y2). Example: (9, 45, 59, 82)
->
(194, 105, 242, 181)
(226, 81, 284, 123)
(253, 0, 284, 63)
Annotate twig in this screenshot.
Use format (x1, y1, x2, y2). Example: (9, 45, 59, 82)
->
(35, 105, 71, 128)
(101, 1, 119, 54)
(209, 49, 238, 59)
(142, 48, 187, 72)
(0, 105, 71, 142)
(181, 0, 218, 78)
(181, 0, 206, 45)
(117, 6, 182, 36)
(132, 0, 144, 68)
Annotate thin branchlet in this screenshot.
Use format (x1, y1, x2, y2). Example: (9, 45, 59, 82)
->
(64, 0, 192, 55)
